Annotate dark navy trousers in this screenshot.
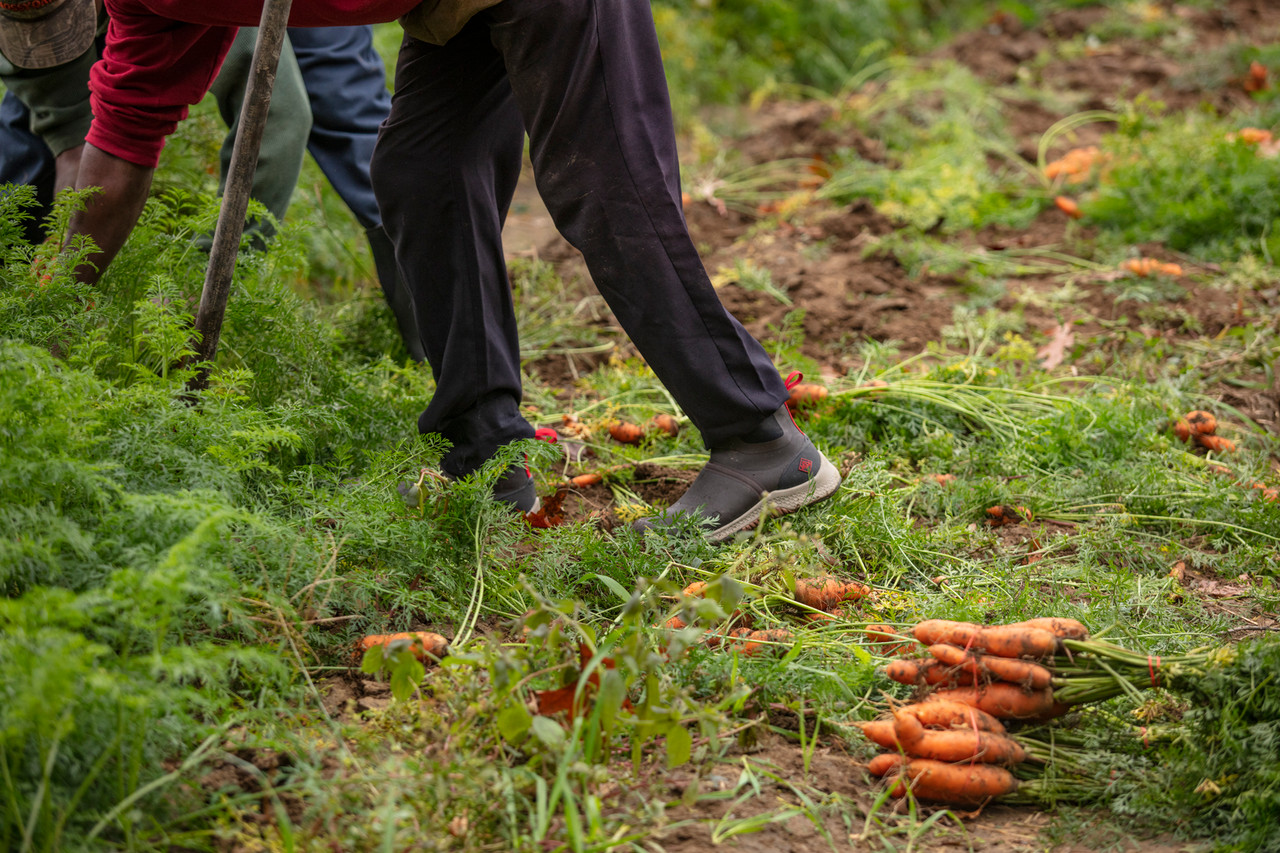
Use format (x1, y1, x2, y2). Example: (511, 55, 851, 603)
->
(370, 0, 788, 477)
(0, 92, 56, 245)
(287, 26, 390, 230)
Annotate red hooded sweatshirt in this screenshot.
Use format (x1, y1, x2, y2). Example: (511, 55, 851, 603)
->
(88, 0, 417, 167)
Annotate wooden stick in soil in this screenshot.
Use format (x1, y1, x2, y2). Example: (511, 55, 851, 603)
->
(184, 0, 295, 394)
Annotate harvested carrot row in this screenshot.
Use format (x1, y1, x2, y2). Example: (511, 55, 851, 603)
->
(930, 683, 1056, 720)
(929, 643, 1054, 689)
(893, 709, 1027, 766)
(886, 759, 1019, 805)
(792, 577, 870, 611)
(913, 619, 1059, 660)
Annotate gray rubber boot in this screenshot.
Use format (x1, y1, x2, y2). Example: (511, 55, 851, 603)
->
(366, 224, 426, 362)
(492, 463, 541, 514)
(633, 407, 841, 541)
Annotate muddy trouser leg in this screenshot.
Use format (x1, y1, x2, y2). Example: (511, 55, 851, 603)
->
(371, 25, 531, 476)
(486, 0, 788, 447)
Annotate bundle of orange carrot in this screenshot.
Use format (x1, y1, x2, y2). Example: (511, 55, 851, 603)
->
(881, 618, 1085, 720)
(858, 617, 1220, 807)
(859, 700, 1026, 805)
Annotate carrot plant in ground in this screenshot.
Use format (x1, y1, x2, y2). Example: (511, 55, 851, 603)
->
(1078, 104, 1280, 263)
(651, 0, 1019, 116)
(819, 60, 1043, 233)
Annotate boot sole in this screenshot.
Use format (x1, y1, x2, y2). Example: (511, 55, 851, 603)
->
(706, 450, 843, 543)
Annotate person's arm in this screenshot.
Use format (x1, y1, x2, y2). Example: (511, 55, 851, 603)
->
(66, 0, 238, 280)
(66, 143, 153, 282)
(54, 143, 84, 195)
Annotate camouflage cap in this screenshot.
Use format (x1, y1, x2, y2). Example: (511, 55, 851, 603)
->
(0, 0, 96, 70)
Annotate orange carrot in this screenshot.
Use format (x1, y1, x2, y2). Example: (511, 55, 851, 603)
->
(885, 657, 973, 687)
(887, 759, 1018, 805)
(912, 620, 1058, 660)
(867, 753, 906, 777)
(985, 505, 1028, 527)
(803, 610, 839, 625)
(609, 420, 645, 444)
(928, 643, 1054, 689)
(1244, 60, 1269, 93)
(570, 472, 603, 487)
(786, 383, 829, 410)
(357, 631, 449, 663)
(893, 710, 1026, 765)
(1196, 434, 1235, 453)
(866, 624, 915, 657)
(735, 628, 793, 656)
(1173, 419, 1192, 442)
(706, 626, 753, 649)
(1185, 411, 1217, 435)
(649, 413, 680, 436)
(793, 577, 870, 611)
(682, 581, 709, 598)
(663, 615, 687, 630)
(1054, 196, 1083, 219)
(930, 683, 1056, 720)
(1011, 617, 1089, 641)
(906, 699, 1006, 734)
(885, 658, 931, 685)
(854, 719, 900, 750)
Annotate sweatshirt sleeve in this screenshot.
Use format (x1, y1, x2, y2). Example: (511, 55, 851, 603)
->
(87, 0, 237, 168)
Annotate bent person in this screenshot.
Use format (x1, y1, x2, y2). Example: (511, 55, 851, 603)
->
(5, 0, 841, 539)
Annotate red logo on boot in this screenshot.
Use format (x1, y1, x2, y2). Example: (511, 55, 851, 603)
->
(798, 457, 813, 474)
